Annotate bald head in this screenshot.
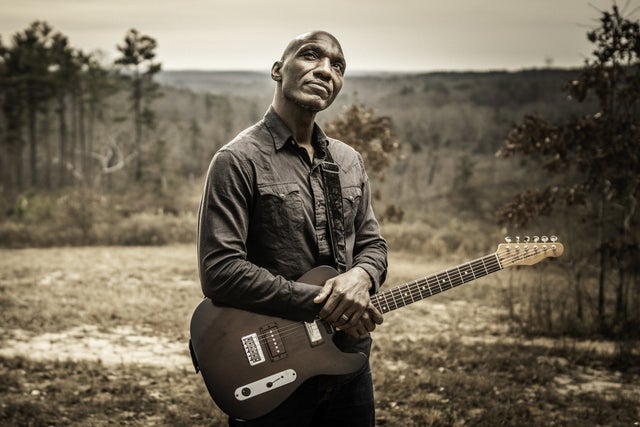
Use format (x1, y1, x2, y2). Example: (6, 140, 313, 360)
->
(280, 31, 344, 64)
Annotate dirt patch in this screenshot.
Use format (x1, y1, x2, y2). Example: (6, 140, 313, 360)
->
(0, 325, 192, 369)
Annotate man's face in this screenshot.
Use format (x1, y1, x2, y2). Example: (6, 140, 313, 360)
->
(274, 32, 346, 112)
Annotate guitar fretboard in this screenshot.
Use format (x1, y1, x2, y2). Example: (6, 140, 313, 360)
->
(371, 253, 502, 313)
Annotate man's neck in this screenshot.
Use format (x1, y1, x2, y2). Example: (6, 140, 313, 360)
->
(271, 100, 317, 146)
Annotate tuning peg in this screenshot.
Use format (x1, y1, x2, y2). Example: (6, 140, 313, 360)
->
(541, 236, 549, 243)
(524, 236, 530, 243)
(505, 236, 512, 243)
(533, 236, 540, 243)
(550, 235, 558, 243)
(516, 236, 520, 243)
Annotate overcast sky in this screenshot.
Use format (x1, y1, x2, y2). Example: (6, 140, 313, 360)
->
(0, 0, 637, 72)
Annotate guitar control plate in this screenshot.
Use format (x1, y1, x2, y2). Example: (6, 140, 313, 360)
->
(234, 369, 297, 401)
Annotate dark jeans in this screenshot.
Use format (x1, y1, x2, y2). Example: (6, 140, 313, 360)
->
(228, 364, 375, 427)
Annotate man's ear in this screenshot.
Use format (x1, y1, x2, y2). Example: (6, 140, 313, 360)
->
(271, 61, 283, 82)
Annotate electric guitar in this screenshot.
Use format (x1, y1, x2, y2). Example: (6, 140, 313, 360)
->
(189, 236, 564, 420)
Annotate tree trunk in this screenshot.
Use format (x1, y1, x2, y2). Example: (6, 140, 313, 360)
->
(575, 270, 583, 320)
(134, 74, 142, 181)
(15, 138, 24, 192)
(615, 263, 626, 326)
(597, 189, 607, 331)
(78, 80, 87, 183)
(70, 89, 78, 182)
(27, 98, 38, 188)
(42, 103, 52, 190)
(57, 94, 68, 187)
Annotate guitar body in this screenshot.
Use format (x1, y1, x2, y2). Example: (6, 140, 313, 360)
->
(189, 265, 367, 420)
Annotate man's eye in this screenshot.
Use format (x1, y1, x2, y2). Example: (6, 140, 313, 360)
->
(333, 63, 344, 73)
(303, 51, 318, 60)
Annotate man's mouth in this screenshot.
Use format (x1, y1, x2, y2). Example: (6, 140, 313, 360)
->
(306, 81, 331, 96)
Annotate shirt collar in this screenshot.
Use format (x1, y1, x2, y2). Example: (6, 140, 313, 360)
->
(263, 106, 329, 157)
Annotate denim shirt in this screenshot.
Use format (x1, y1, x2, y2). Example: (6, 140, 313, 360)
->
(197, 107, 388, 331)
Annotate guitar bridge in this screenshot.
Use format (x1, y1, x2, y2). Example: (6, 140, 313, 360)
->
(241, 333, 266, 366)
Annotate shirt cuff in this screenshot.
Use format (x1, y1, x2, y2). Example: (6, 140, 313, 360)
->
(287, 281, 323, 321)
(354, 263, 382, 295)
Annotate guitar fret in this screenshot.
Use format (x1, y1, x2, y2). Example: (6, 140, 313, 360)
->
(480, 257, 490, 275)
(428, 275, 438, 295)
(455, 266, 466, 285)
(388, 288, 399, 310)
(405, 284, 416, 305)
(494, 253, 503, 270)
(413, 280, 423, 300)
(437, 272, 450, 292)
(418, 278, 432, 298)
(448, 267, 461, 287)
(436, 273, 444, 293)
(444, 270, 454, 289)
(406, 284, 416, 304)
(403, 284, 414, 304)
(465, 262, 476, 280)
(412, 281, 423, 301)
(381, 292, 391, 313)
(489, 254, 501, 273)
(470, 259, 484, 278)
(405, 284, 416, 304)
(392, 287, 402, 308)
(398, 285, 407, 307)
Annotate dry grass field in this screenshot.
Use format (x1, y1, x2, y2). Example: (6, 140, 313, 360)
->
(1, 245, 638, 426)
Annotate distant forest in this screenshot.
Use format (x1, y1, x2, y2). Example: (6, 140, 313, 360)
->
(0, 20, 594, 221)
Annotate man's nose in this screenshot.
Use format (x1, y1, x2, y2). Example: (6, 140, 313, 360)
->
(314, 58, 332, 79)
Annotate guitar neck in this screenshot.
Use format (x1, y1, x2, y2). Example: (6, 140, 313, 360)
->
(371, 253, 502, 314)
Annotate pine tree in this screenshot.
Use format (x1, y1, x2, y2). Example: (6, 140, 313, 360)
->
(114, 29, 162, 182)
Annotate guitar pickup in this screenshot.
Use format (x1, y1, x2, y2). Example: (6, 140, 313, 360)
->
(260, 323, 287, 361)
(304, 320, 324, 346)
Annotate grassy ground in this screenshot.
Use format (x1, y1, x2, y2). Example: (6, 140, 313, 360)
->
(0, 245, 638, 426)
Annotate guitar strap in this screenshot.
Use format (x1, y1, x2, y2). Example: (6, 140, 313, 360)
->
(321, 148, 348, 274)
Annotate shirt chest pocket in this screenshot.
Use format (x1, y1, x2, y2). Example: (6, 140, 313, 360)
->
(342, 185, 362, 231)
(257, 183, 305, 236)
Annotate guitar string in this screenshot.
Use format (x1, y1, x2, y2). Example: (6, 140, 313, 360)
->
(248, 245, 558, 347)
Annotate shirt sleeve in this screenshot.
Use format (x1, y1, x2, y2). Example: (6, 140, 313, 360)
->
(351, 153, 388, 294)
(197, 148, 321, 321)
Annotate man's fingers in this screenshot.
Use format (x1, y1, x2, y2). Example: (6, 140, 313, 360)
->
(313, 280, 334, 304)
(370, 305, 384, 324)
(335, 307, 363, 329)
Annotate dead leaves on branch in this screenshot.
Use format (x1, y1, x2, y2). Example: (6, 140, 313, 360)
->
(324, 104, 400, 179)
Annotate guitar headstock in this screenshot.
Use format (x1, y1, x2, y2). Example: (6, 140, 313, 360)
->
(496, 235, 564, 267)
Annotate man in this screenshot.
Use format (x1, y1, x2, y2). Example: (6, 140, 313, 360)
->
(197, 30, 388, 426)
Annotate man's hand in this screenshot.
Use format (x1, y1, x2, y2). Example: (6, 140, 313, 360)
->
(313, 266, 383, 337)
